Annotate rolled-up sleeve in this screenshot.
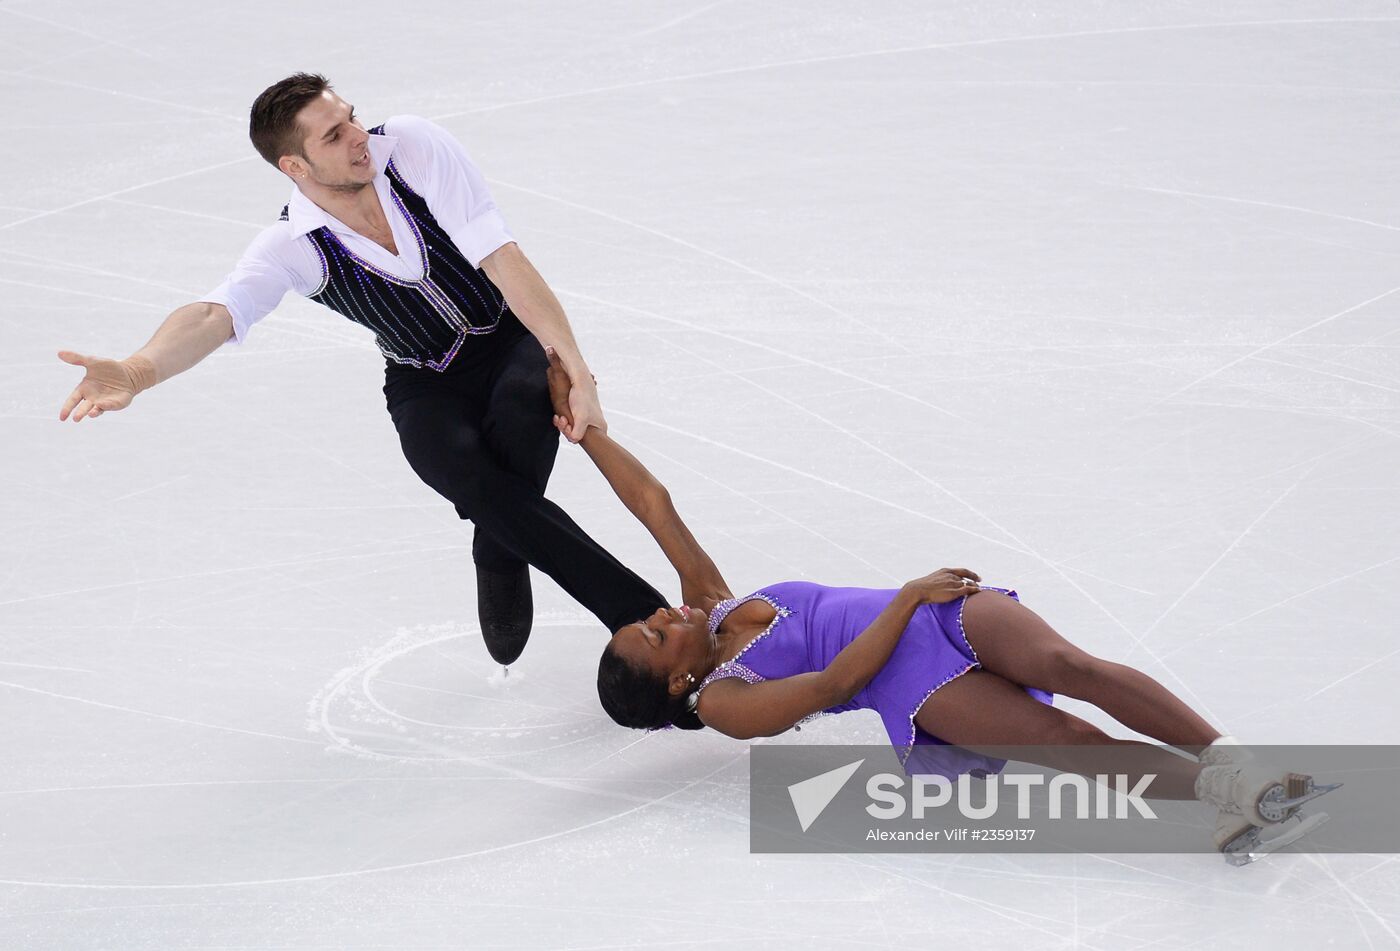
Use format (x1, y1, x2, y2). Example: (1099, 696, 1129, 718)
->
(199, 225, 307, 344)
(384, 114, 515, 268)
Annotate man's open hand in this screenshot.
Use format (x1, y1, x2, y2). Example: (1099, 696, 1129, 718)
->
(57, 351, 152, 422)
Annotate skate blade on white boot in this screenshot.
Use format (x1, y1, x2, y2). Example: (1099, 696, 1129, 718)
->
(1256, 773, 1343, 823)
(1198, 766, 1343, 826)
(1222, 810, 1332, 867)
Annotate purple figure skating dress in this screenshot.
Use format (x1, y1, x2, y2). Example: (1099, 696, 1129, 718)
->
(697, 581, 1054, 776)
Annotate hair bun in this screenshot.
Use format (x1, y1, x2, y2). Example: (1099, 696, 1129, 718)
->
(668, 709, 706, 731)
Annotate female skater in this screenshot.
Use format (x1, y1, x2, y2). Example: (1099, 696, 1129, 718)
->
(542, 350, 1336, 863)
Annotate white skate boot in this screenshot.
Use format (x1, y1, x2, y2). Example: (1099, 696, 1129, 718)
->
(1198, 734, 1250, 768)
(1194, 743, 1341, 866)
(1199, 736, 1271, 862)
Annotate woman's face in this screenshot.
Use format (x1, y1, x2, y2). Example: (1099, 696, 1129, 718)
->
(610, 604, 712, 693)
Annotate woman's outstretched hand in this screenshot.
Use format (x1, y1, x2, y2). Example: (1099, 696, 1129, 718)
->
(902, 567, 981, 604)
(544, 346, 570, 410)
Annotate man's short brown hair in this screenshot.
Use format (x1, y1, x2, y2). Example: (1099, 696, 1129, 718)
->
(249, 72, 332, 167)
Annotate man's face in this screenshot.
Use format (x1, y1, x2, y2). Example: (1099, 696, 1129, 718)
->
(287, 91, 372, 191)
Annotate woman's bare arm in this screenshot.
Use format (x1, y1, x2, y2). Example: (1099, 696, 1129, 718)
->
(581, 430, 732, 605)
(545, 347, 732, 604)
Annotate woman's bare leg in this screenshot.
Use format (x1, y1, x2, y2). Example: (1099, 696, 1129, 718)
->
(915, 669, 1202, 799)
(960, 591, 1220, 751)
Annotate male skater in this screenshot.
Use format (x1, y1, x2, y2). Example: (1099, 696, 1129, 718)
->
(56, 73, 667, 663)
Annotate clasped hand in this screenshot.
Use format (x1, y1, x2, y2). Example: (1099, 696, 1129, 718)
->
(544, 346, 601, 442)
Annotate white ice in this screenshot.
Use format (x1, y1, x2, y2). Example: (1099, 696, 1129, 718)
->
(3, 1, 1400, 948)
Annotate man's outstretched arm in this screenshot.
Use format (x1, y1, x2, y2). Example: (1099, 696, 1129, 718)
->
(481, 241, 602, 443)
(58, 301, 234, 421)
(387, 116, 602, 441)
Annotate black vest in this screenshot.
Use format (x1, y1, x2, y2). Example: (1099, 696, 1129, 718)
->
(282, 127, 511, 371)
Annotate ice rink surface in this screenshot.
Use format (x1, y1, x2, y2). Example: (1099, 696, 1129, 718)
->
(3, 0, 1399, 947)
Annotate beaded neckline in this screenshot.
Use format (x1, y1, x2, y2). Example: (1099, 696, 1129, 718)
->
(695, 589, 833, 733)
(699, 590, 791, 691)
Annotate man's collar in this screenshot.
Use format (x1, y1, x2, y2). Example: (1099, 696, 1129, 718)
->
(285, 132, 398, 238)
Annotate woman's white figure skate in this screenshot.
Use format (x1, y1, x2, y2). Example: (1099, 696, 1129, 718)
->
(1196, 737, 1342, 866)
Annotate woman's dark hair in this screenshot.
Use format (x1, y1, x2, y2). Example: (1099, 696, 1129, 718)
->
(249, 72, 332, 167)
(598, 642, 705, 731)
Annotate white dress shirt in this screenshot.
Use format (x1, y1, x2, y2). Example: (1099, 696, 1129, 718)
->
(201, 115, 515, 343)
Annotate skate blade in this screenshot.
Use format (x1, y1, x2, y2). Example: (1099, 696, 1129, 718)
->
(1258, 774, 1343, 822)
(1223, 811, 1331, 867)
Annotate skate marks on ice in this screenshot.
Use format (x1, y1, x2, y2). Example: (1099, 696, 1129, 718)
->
(306, 615, 615, 763)
(0, 617, 750, 890)
(0, 754, 749, 891)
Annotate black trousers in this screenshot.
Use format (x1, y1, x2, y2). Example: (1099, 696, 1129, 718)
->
(383, 315, 666, 634)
